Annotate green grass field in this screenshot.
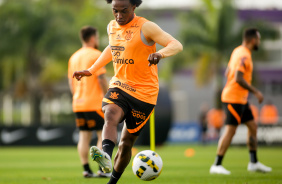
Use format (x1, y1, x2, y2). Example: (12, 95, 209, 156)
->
(1, 145, 282, 184)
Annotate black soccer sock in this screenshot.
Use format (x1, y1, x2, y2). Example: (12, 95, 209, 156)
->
(249, 150, 258, 163)
(107, 168, 123, 184)
(83, 163, 93, 173)
(102, 139, 115, 158)
(214, 155, 224, 166)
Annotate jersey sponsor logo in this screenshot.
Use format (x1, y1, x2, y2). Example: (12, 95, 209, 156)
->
(112, 50, 134, 65)
(132, 109, 146, 121)
(111, 46, 125, 51)
(113, 81, 136, 92)
(131, 23, 139, 28)
(109, 92, 119, 99)
(125, 30, 133, 41)
(113, 57, 135, 64)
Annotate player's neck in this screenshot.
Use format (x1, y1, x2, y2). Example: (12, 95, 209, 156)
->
(82, 42, 95, 48)
(242, 42, 253, 52)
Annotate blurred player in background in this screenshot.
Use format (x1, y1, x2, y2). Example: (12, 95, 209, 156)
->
(68, 26, 109, 178)
(73, 0, 183, 183)
(260, 100, 279, 124)
(210, 28, 272, 175)
(199, 103, 209, 144)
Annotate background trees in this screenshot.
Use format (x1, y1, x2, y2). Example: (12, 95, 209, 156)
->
(0, 0, 111, 124)
(175, 0, 279, 108)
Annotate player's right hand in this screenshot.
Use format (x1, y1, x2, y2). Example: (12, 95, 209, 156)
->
(73, 70, 92, 81)
(254, 91, 264, 104)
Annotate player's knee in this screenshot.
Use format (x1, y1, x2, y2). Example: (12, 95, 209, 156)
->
(248, 122, 257, 134)
(104, 106, 121, 121)
(118, 140, 133, 154)
(226, 127, 237, 136)
(230, 129, 237, 136)
(252, 123, 258, 131)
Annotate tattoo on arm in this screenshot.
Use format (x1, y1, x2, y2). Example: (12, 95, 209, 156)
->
(235, 71, 258, 94)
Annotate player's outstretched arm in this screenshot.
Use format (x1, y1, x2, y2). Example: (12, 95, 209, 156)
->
(235, 71, 264, 103)
(142, 21, 183, 66)
(73, 46, 112, 81)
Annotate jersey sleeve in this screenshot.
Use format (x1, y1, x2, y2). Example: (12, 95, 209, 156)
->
(236, 56, 250, 73)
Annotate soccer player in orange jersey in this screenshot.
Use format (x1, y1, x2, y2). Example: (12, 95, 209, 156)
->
(210, 28, 272, 175)
(68, 26, 109, 178)
(73, 0, 182, 183)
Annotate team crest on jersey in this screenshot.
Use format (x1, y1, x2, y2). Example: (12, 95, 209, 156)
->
(125, 30, 133, 41)
(116, 34, 122, 40)
(109, 92, 119, 99)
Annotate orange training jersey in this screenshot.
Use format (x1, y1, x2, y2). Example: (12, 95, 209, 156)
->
(68, 47, 106, 112)
(107, 16, 158, 105)
(222, 45, 253, 104)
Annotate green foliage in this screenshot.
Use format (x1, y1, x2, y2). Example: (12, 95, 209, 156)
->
(176, 0, 279, 87)
(0, 0, 113, 123)
(0, 0, 112, 93)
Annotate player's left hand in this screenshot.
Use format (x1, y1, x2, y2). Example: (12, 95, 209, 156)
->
(73, 70, 92, 81)
(148, 53, 162, 66)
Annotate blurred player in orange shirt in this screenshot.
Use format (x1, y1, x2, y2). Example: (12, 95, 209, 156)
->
(260, 100, 279, 124)
(68, 26, 108, 178)
(207, 108, 225, 134)
(73, 0, 183, 183)
(210, 28, 272, 175)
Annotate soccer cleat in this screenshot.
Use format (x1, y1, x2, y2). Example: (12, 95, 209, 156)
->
(247, 162, 272, 173)
(210, 165, 231, 175)
(83, 171, 97, 178)
(90, 146, 112, 173)
(97, 170, 112, 178)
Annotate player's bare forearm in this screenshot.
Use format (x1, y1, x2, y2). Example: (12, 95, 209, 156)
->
(88, 46, 112, 74)
(235, 71, 257, 94)
(235, 70, 264, 103)
(142, 21, 183, 66)
(98, 74, 108, 95)
(157, 40, 183, 58)
(73, 46, 112, 81)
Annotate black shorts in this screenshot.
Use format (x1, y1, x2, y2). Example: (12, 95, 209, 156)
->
(102, 88, 155, 136)
(223, 102, 254, 126)
(75, 110, 104, 131)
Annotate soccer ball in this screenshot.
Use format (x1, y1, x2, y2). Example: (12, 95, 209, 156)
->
(132, 150, 163, 181)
